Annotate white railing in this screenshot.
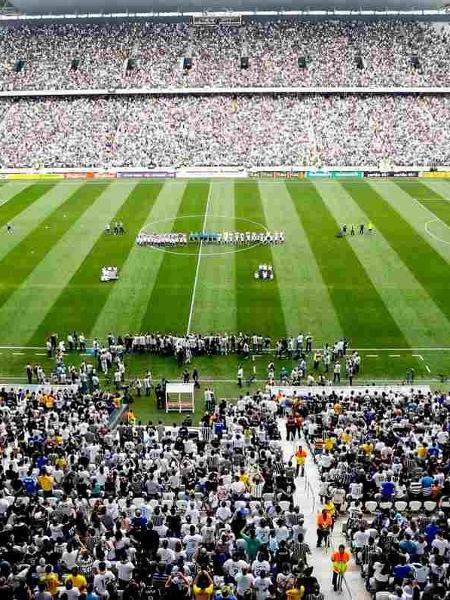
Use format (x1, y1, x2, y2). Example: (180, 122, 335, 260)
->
(0, 86, 448, 98)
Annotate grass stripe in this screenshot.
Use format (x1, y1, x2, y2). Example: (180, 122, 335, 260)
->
(345, 180, 450, 323)
(259, 180, 342, 340)
(141, 181, 210, 333)
(0, 182, 32, 207)
(395, 179, 450, 227)
(368, 180, 450, 263)
(0, 182, 105, 311)
(0, 181, 135, 345)
(315, 180, 450, 348)
(234, 180, 286, 338)
(189, 180, 237, 333)
(30, 182, 162, 344)
(421, 179, 450, 202)
(0, 183, 55, 227)
(286, 180, 408, 347)
(0, 182, 84, 263)
(91, 180, 187, 338)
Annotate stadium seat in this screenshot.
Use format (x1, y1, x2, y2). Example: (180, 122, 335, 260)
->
(423, 500, 437, 513)
(409, 500, 422, 513)
(394, 500, 408, 512)
(364, 501, 378, 514)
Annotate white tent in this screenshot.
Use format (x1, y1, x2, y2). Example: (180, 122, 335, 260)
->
(165, 382, 195, 413)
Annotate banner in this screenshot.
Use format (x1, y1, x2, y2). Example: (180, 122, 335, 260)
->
(306, 171, 363, 178)
(250, 171, 305, 178)
(421, 171, 450, 178)
(364, 171, 419, 178)
(117, 171, 175, 178)
(6, 173, 64, 180)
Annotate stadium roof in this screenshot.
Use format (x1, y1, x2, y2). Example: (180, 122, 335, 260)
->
(7, 0, 449, 16)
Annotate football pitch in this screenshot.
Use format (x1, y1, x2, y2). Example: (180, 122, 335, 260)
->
(0, 176, 449, 398)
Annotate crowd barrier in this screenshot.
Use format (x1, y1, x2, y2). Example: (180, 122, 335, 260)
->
(0, 168, 449, 180)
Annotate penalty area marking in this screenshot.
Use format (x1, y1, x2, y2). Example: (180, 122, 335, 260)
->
(139, 214, 269, 257)
(425, 365, 431, 373)
(424, 218, 450, 246)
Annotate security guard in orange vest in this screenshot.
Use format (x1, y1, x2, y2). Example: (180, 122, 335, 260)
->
(316, 509, 333, 547)
(291, 445, 308, 477)
(331, 545, 350, 591)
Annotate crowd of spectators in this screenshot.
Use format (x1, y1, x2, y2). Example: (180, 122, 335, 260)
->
(0, 94, 448, 168)
(293, 386, 450, 599)
(0, 20, 448, 91)
(1, 369, 449, 600)
(0, 382, 330, 600)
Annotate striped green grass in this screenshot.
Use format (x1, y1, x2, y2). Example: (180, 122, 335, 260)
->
(370, 180, 450, 263)
(0, 182, 106, 312)
(189, 180, 237, 333)
(0, 182, 84, 263)
(0, 181, 32, 207)
(287, 180, 409, 347)
(141, 181, 209, 333)
(234, 180, 286, 337)
(30, 182, 161, 343)
(395, 179, 450, 227)
(259, 180, 342, 339)
(343, 180, 450, 324)
(0, 181, 134, 345)
(0, 183, 55, 227)
(314, 179, 450, 350)
(0, 177, 446, 389)
(90, 180, 187, 337)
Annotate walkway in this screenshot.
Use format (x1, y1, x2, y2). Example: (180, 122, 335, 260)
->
(278, 418, 371, 600)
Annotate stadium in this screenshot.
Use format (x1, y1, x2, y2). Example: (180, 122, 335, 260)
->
(0, 0, 449, 599)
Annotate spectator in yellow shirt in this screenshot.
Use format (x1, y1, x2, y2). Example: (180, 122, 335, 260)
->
(37, 471, 54, 497)
(238, 468, 250, 488)
(65, 567, 87, 591)
(286, 579, 305, 600)
(193, 571, 214, 600)
(41, 565, 60, 596)
(324, 437, 335, 452)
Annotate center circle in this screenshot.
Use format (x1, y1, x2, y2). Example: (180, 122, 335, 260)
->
(139, 214, 269, 257)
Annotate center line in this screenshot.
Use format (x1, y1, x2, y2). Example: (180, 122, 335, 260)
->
(186, 185, 212, 335)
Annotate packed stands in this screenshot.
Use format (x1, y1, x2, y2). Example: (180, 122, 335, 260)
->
(0, 21, 448, 91)
(0, 95, 447, 168)
(1, 380, 449, 599)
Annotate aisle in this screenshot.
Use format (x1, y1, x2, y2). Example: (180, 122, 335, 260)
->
(278, 418, 371, 600)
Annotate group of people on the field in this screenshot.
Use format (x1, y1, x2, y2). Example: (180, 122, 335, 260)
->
(136, 232, 188, 247)
(135, 231, 285, 247)
(100, 266, 119, 282)
(105, 222, 126, 235)
(254, 264, 275, 280)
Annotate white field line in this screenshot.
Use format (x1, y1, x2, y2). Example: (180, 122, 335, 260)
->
(424, 218, 450, 246)
(365, 354, 378, 357)
(425, 365, 431, 373)
(186, 186, 212, 335)
(389, 354, 401, 357)
(413, 354, 424, 361)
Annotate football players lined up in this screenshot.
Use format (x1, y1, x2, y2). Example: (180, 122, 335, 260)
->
(136, 232, 188, 246)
